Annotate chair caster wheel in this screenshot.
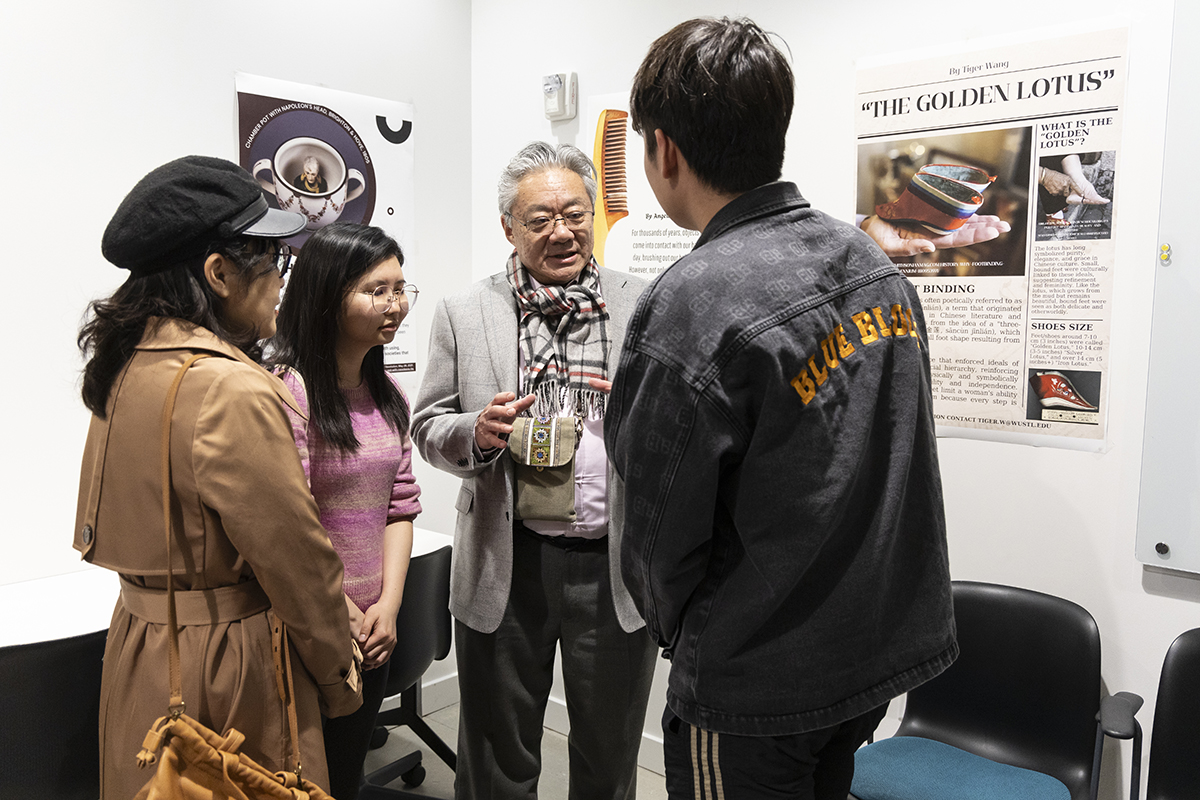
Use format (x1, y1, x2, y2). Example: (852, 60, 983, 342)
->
(369, 725, 389, 750)
(401, 765, 426, 787)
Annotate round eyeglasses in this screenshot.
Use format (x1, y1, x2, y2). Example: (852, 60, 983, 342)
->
(361, 284, 420, 314)
(515, 210, 593, 236)
(261, 246, 294, 279)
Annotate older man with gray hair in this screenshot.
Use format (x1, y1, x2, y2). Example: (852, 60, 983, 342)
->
(412, 141, 655, 800)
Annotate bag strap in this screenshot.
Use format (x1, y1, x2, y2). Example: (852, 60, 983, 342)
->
(160, 353, 211, 718)
(272, 611, 307, 782)
(159, 353, 306, 779)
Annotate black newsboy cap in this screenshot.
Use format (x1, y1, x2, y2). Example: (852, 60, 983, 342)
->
(102, 155, 305, 276)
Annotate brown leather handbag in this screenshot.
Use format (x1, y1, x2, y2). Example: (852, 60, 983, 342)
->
(131, 354, 344, 800)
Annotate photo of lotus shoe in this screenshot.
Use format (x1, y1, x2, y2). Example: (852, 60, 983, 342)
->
(1029, 371, 1098, 411)
(917, 163, 996, 192)
(874, 163, 997, 235)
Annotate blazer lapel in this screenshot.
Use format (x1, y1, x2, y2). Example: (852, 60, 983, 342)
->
(481, 275, 519, 392)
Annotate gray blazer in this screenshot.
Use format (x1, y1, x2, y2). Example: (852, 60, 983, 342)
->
(411, 266, 648, 634)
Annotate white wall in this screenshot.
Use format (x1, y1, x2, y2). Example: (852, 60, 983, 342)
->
(0, 0, 470, 587)
(471, 0, 1192, 794)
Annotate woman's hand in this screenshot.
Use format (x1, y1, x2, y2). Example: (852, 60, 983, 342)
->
(345, 594, 366, 641)
(359, 601, 399, 670)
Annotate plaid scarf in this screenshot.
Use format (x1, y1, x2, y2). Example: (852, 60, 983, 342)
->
(506, 251, 610, 419)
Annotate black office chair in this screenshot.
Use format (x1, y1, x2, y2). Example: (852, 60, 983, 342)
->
(1099, 626, 1200, 800)
(361, 545, 456, 798)
(852, 581, 1127, 800)
(1144, 627, 1200, 800)
(0, 628, 108, 800)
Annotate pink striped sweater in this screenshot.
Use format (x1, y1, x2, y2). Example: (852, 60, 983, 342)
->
(280, 370, 422, 611)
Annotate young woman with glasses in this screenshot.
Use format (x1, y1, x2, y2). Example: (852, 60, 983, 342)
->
(271, 221, 422, 800)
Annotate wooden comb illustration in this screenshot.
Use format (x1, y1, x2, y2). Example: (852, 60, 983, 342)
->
(592, 109, 628, 267)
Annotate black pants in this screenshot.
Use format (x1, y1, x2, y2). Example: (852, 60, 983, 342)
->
(323, 659, 391, 800)
(663, 703, 888, 800)
(453, 526, 658, 800)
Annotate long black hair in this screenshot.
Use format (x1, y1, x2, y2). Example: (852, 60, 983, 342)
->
(78, 238, 276, 418)
(271, 222, 409, 452)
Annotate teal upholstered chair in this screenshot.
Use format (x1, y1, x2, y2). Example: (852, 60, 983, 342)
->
(851, 581, 1130, 800)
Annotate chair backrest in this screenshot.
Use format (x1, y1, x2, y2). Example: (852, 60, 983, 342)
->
(1147, 627, 1200, 800)
(896, 581, 1101, 798)
(384, 545, 453, 696)
(0, 628, 108, 800)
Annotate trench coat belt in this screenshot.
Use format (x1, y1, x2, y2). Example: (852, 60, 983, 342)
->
(119, 577, 271, 625)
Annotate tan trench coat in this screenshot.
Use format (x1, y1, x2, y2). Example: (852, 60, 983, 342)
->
(74, 319, 362, 798)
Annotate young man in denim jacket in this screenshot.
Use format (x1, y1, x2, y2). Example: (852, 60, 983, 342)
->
(605, 17, 958, 800)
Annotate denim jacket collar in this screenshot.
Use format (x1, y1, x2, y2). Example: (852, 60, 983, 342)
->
(695, 181, 810, 249)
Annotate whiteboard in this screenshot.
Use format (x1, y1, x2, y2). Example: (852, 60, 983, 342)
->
(1136, 1, 1200, 573)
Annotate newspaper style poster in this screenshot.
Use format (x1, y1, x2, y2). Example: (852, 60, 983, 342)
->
(583, 93, 699, 277)
(235, 74, 418, 377)
(856, 28, 1127, 450)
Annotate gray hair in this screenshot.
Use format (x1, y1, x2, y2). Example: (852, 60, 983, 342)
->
(497, 142, 598, 217)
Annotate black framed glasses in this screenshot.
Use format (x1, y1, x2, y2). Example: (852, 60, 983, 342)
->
(262, 245, 294, 278)
(362, 284, 420, 314)
(515, 210, 593, 236)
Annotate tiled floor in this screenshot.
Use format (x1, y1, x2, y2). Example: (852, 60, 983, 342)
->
(362, 702, 669, 799)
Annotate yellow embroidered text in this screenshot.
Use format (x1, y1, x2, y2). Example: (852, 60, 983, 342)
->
(790, 305, 921, 405)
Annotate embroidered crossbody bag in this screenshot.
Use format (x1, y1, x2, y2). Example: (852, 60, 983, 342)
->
(507, 415, 583, 523)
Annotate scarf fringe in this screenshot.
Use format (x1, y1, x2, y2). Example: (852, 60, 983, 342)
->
(528, 382, 607, 420)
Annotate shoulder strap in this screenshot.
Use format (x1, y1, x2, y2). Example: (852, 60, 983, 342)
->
(160, 353, 211, 718)
(159, 353, 307, 778)
(272, 615, 307, 781)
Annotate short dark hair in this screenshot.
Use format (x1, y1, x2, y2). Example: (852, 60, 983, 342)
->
(630, 17, 794, 195)
(271, 221, 409, 452)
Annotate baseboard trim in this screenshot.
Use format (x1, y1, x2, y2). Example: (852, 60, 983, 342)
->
(420, 671, 461, 714)
(379, 670, 460, 715)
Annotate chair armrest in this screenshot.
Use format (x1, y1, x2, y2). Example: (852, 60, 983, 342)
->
(1092, 692, 1144, 800)
(1099, 691, 1143, 739)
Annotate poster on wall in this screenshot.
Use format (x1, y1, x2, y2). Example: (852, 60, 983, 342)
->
(235, 74, 417, 378)
(583, 93, 699, 277)
(855, 28, 1127, 451)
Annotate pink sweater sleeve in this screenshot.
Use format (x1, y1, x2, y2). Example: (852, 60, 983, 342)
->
(388, 384, 422, 523)
(277, 369, 312, 485)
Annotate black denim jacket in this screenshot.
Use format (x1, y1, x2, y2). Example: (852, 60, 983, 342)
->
(606, 182, 957, 736)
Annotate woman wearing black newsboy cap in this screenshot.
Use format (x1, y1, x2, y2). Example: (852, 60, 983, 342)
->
(75, 156, 362, 798)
